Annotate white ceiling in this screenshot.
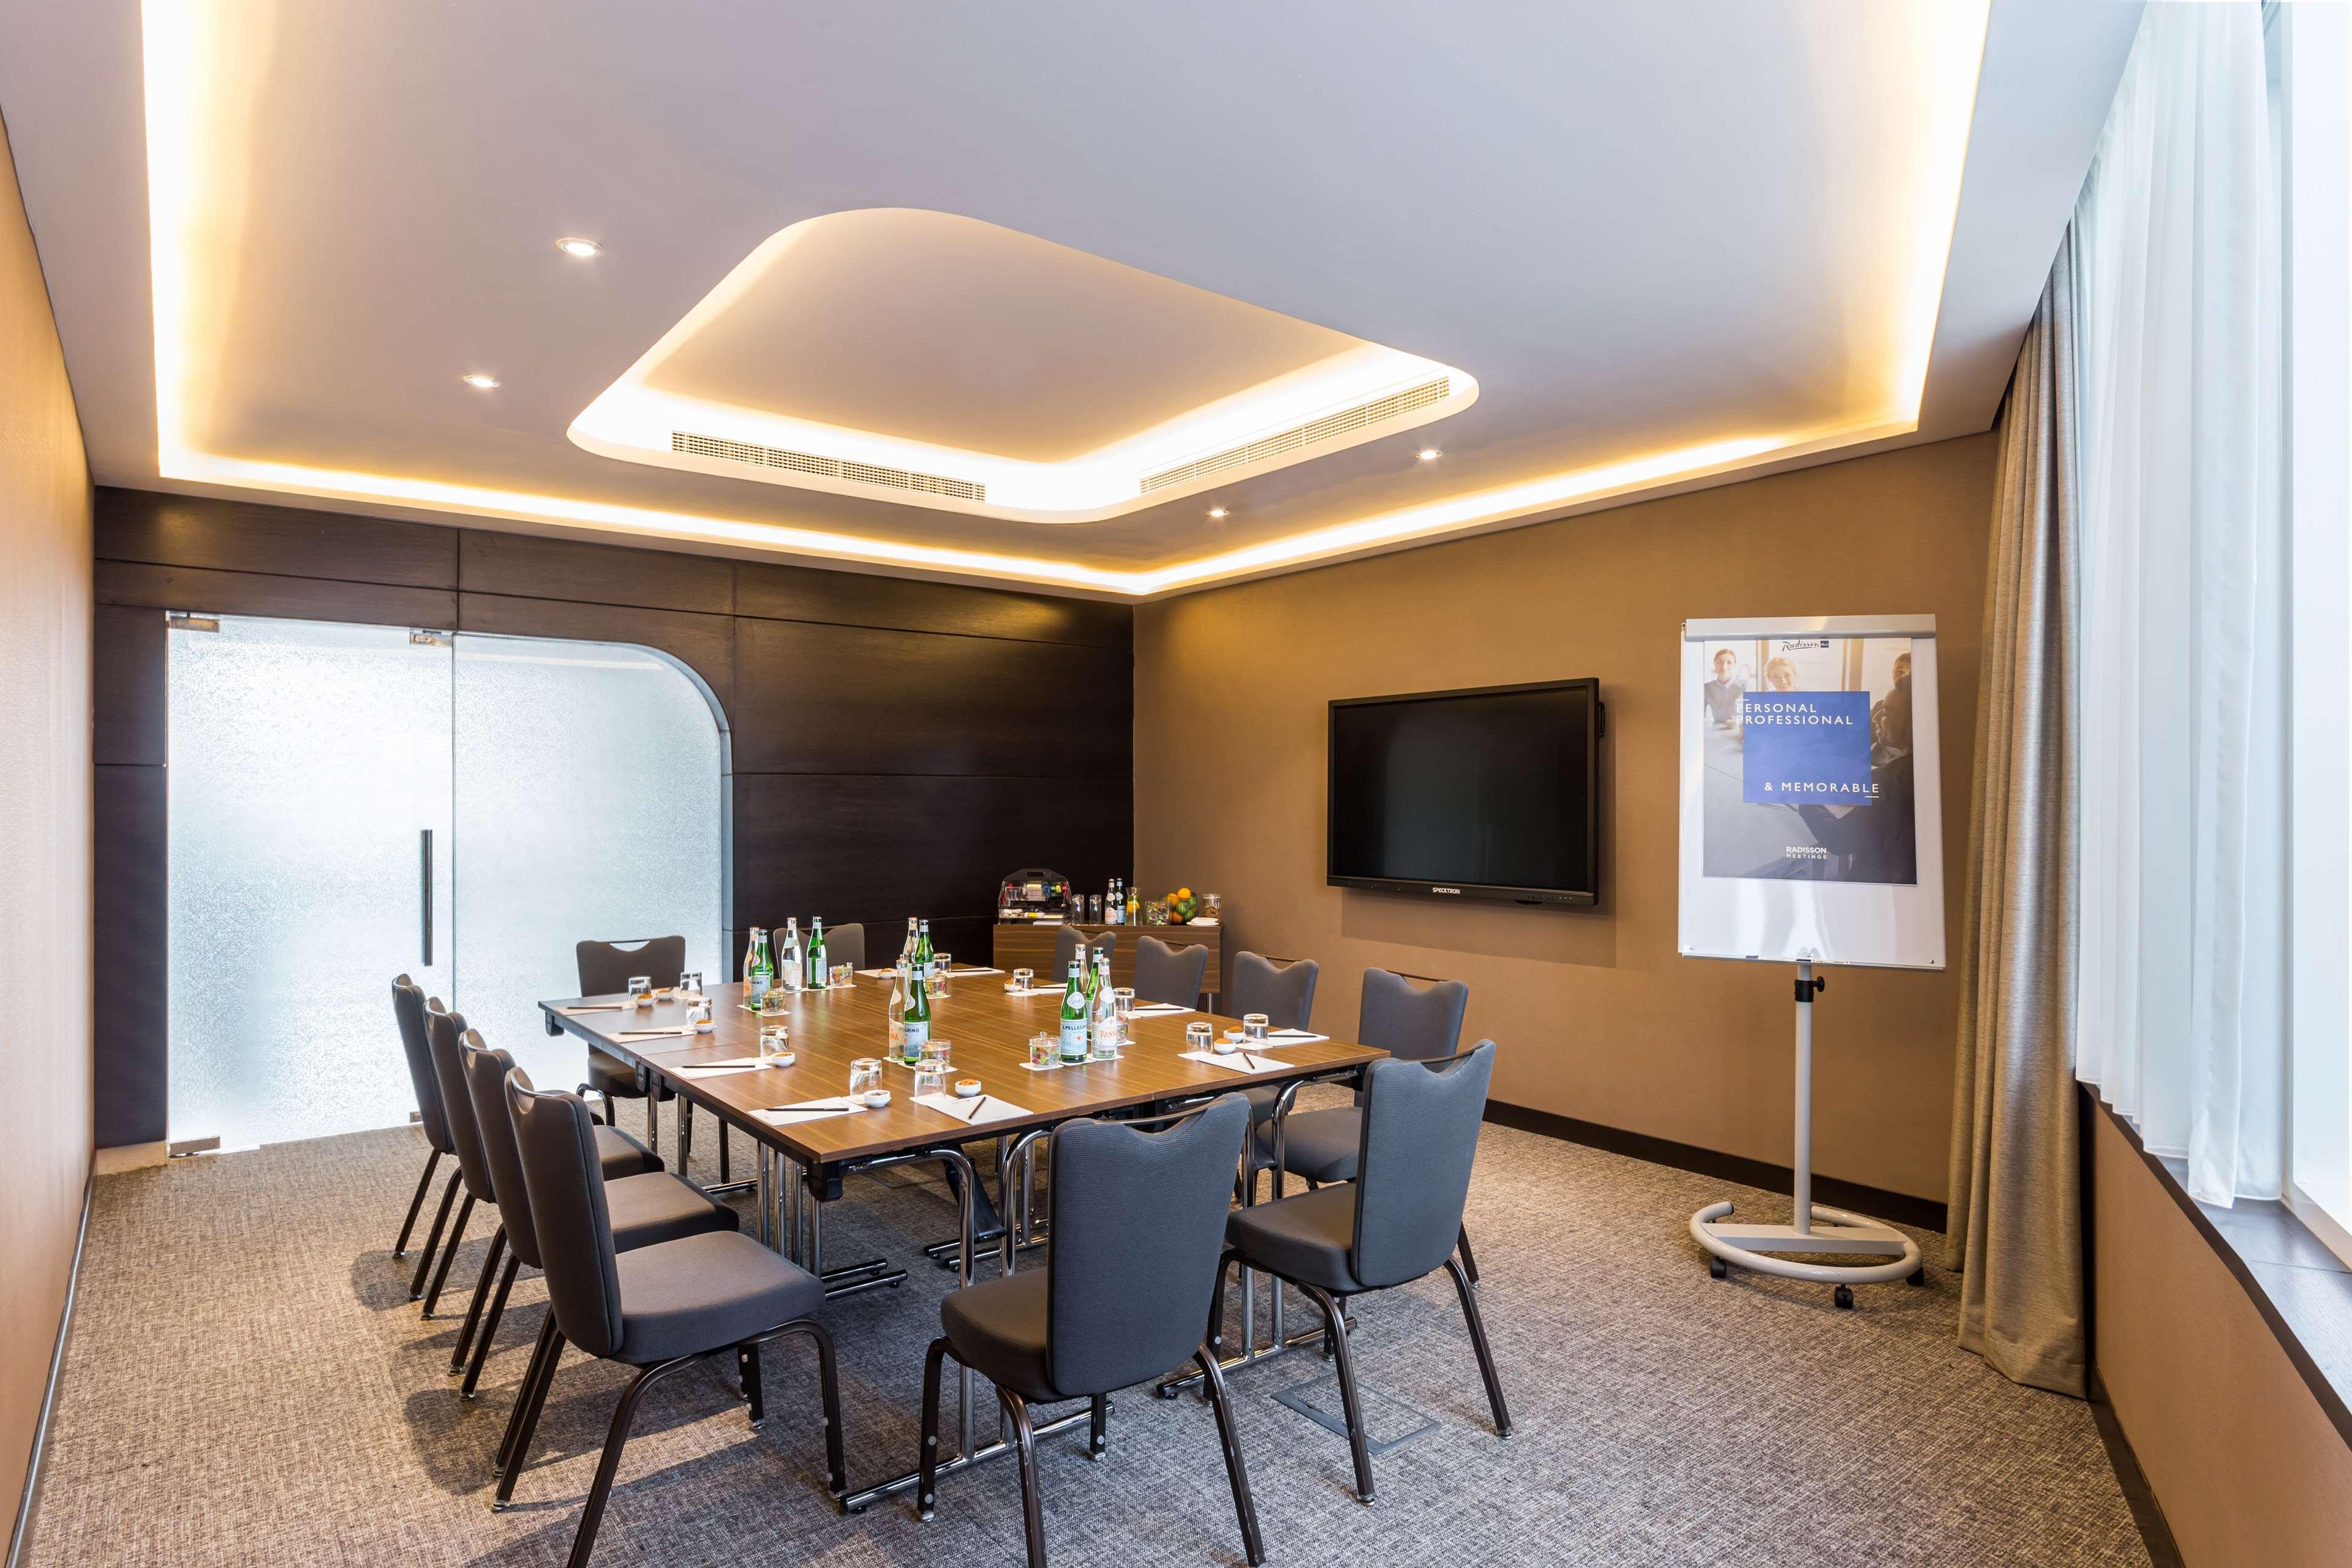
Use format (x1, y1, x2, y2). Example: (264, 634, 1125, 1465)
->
(0, 0, 2139, 598)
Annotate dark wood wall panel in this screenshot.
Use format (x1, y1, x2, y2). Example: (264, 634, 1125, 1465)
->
(458, 592, 737, 717)
(734, 772, 1132, 938)
(89, 486, 1133, 1146)
(94, 764, 168, 1147)
(98, 559, 459, 629)
(736, 559, 1129, 648)
(96, 489, 456, 586)
(731, 616, 1130, 777)
(458, 530, 732, 614)
(94, 604, 165, 767)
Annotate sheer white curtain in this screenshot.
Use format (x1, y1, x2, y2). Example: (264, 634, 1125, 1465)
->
(2073, 3, 2286, 1206)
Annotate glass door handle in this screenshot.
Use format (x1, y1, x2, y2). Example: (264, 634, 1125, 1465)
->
(420, 829, 434, 966)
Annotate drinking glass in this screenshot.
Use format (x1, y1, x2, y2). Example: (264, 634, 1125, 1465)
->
(679, 970, 702, 997)
(1011, 967, 1034, 992)
(913, 1060, 951, 1096)
(626, 976, 651, 1008)
(1030, 1033, 1056, 1068)
(758, 1023, 789, 1065)
(922, 1039, 953, 1068)
(1185, 1021, 1213, 1054)
(1113, 987, 1135, 1019)
(933, 953, 953, 995)
(760, 986, 787, 1016)
(832, 963, 853, 989)
(848, 1057, 883, 1093)
(1243, 1012, 1269, 1044)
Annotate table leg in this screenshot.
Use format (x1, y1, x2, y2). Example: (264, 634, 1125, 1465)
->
(755, 1147, 772, 1249)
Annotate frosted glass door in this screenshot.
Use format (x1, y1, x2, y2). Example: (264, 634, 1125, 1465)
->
(168, 617, 454, 1148)
(450, 635, 722, 1090)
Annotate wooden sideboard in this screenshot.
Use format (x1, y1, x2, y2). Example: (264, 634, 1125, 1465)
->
(991, 920, 1228, 1002)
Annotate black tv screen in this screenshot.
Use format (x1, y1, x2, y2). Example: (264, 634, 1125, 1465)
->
(1327, 679, 1600, 905)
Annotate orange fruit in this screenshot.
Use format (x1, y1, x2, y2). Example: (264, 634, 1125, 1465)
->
(1176, 887, 1192, 900)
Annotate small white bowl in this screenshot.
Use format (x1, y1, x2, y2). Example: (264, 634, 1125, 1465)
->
(953, 1079, 982, 1098)
(859, 1088, 893, 1109)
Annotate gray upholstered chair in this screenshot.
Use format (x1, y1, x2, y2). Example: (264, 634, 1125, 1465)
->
(429, 1018, 663, 1383)
(391, 976, 459, 1267)
(918, 1096, 1261, 1568)
(1256, 967, 1468, 1185)
(1227, 952, 1320, 1129)
(816, 921, 865, 974)
(419, 1001, 493, 1319)
(497, 1072, 842, 1564)
(1051, 924, 1114, 978)
(1132, 935, 1210, 1009)
(459, 1038, 732, 1428)
(575, 936, 685, 1155)
(1222, 1042, 1509, 1502)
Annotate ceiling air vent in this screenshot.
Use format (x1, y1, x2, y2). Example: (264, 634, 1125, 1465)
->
(671, 431, 985, 503)
(1140, 376, 1452, 495)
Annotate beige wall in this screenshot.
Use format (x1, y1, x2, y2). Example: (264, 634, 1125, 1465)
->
(2090, 1108, 2352, 1564)
(1135, 435, 1992, 1203)
(0, 113, 93, 1543)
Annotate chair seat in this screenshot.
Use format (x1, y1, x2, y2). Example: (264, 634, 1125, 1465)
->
(1253, 1106, 1361, 1183)
(594, 1123, 663, 1179)
(607, 1172, 737, 1252)
(938, 1268, 1058, 1402)
(1226, 1183, 1363, 1294)
(588, 1047, 674, 1103)
(614, 1231, 826, 1365)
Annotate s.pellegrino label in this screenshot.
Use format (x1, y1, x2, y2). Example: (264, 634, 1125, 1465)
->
(903, 969, 932, 1057)
(1059, 960, 1090, 1061)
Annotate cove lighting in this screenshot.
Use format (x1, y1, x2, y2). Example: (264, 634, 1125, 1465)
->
(140, 2, 1991, 600)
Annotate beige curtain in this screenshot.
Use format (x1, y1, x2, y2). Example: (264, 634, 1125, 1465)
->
(1946, 235, 2085, 1397)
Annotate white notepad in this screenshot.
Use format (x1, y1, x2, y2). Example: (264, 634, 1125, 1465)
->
(914, 1091, 1028, 1126)
(1180, 1049, 1287, 1076)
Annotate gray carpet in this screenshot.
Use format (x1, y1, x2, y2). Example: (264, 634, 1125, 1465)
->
(27, 1098, 2149, 1566)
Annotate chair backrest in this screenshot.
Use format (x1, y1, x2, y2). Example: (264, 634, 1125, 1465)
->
(505, 1072, 626, 1359)
(392, 975, 451, 1153)
(1047, 1095, 1248, 1396)
(819, 922, 865, 974)
(576, 936, 687, 998)
(426, 1002, 496, 1204)
(1052, 925, 1115, 977)
(1350, 1042, 1495, 1289)
(1227, 952, 1318, 1032)
(462, 1032, 542, 1268)
(1132, 935, 1210, 1008)
(1358, 968, 1469, 1061)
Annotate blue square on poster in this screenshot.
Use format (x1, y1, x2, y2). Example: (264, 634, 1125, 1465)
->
(1740, 691, 1872, 804)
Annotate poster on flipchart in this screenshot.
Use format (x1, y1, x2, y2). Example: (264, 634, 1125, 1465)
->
(1677, 615, 1947, 970)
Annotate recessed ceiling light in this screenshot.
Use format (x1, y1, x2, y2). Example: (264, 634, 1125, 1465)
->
(461, 372, 500, 390)
(1207, 507, 1229, 519)
(555, 236, 602, 259)
(1418, 448, 1442, 461)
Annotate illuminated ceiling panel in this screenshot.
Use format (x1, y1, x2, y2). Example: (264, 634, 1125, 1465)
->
(0, 1, 2141, 597)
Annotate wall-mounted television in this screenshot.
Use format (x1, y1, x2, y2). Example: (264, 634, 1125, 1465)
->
(1327, 679, 1602, 906)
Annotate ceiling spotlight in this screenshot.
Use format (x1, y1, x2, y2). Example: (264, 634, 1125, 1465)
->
(461, 372, 501, 390)
(1207, 507, 1229, 519)
(1418, 448, 1442, 461)
(555, 236, 602, 259)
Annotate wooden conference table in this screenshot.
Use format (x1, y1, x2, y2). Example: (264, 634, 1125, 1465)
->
(541, 968, 1382, 1509)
